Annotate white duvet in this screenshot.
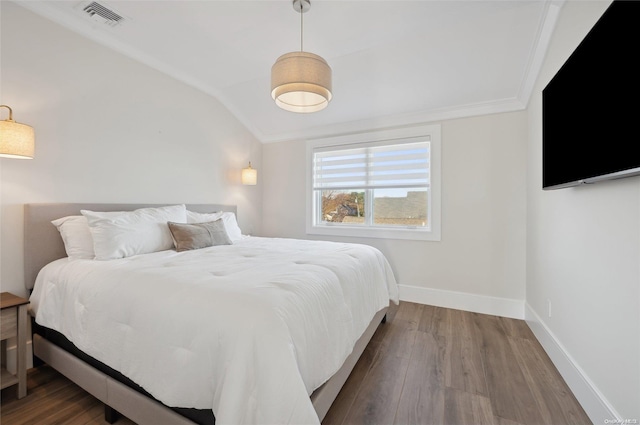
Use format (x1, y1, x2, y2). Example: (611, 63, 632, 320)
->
(30, 236, 399, 425)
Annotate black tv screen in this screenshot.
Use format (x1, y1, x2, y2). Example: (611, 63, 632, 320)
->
(542, 0, 640, 190)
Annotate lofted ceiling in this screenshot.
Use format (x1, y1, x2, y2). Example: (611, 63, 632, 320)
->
(14, 0, 563, 144)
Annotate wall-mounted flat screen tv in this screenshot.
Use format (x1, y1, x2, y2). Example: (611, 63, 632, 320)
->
(542, 0, 640, 190)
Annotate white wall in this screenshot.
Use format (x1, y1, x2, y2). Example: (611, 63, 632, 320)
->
(0, 2, 262, 298)
(262, 111, 528, 318)
(526, 0, 639, 421)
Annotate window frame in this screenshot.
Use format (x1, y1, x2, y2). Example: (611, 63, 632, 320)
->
(306, 124, 441, 241)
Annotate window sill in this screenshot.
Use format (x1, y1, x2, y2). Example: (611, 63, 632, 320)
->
(307, 224, 441, 241)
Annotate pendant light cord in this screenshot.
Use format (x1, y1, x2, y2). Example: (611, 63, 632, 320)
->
(300, 1, 304, 51)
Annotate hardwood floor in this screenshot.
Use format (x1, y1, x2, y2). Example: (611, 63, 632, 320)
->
(0, 302, 591, 425)
(324, 302, 592, 425)
(0, 365, 134, 425)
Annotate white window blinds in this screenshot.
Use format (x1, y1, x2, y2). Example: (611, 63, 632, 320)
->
(313, 140, 430, 190)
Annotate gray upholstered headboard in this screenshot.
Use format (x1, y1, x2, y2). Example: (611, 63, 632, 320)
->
(24, 203, 237, 290)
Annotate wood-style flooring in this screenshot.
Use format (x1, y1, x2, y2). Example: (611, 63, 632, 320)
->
(324, 302, 591, 425)
(0, 302, 591, 425)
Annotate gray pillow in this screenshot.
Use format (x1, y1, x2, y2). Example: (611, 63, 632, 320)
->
(168, 220, 232, 252)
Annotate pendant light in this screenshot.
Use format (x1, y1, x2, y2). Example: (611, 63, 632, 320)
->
(271, 0, 332, 113)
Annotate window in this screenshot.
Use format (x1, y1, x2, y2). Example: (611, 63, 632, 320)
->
(306, 125, 441, 241)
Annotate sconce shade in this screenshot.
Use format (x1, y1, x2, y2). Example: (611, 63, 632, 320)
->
(0, 105, 35, 159)
(242, 162, 257, 185)
(271, 51, 332, 113)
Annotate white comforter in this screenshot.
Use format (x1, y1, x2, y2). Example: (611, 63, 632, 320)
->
(30, 236, 399, 425)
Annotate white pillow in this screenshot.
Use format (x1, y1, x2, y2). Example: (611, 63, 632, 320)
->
(51, 215, 95, 260)
(82, 204, 187, 260)
(186, 210, 243, 241)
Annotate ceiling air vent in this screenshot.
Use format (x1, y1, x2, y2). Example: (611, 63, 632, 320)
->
(82, 2, 124, 27)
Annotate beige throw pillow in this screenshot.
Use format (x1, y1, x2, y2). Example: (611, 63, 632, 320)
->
(168, 220, 232, 252)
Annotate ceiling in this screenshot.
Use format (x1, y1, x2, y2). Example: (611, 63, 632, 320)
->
(15, 0, 562, 144)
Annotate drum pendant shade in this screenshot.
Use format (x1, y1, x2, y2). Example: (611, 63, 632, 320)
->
(271, 1, 332, 113)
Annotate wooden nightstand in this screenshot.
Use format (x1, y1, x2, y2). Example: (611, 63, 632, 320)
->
(1, 292, 29, 399)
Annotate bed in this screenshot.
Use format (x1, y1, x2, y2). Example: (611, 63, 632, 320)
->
(25, 203, 399, 425)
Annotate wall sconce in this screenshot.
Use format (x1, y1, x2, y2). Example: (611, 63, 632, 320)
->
(242, 162, 257, 185)
(0, 105, 35, 159)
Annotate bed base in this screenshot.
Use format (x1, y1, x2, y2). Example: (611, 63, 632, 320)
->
(32, 307, 388, 424)
(311, 308, 387, 420)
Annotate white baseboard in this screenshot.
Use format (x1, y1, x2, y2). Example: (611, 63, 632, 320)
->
(398, 284, 525, 319)
(4, 340, 34, 374)
(524, 302, 620, 424)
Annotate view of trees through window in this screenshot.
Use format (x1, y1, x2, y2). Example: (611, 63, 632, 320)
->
(321, 189, 427, 227)
(321, 190, 365, 223)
